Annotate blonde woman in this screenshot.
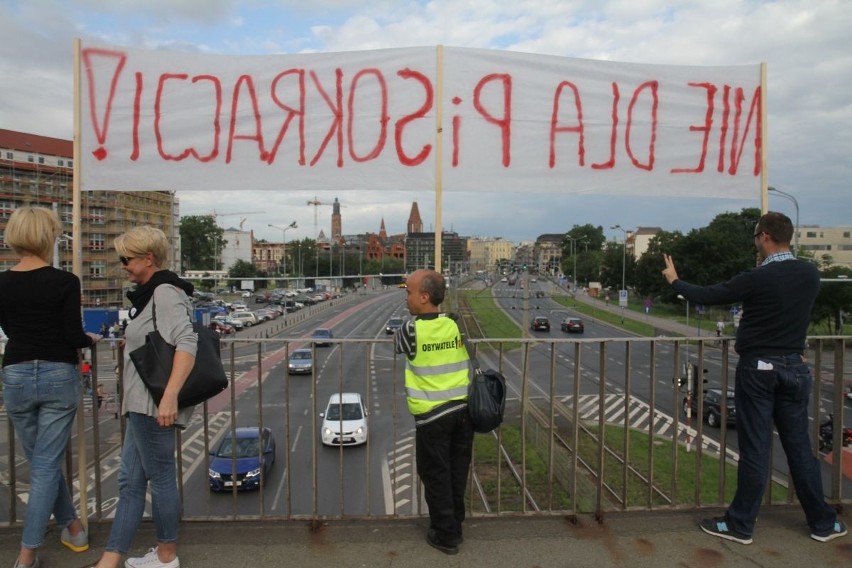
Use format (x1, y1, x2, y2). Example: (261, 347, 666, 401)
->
(85, 226, 196, 568)
(0, 207, 101, 568)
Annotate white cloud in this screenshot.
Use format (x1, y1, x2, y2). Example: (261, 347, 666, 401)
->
(1, 0, 850, 242)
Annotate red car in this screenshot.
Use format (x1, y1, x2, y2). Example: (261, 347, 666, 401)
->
(530, 316, 550, 332)
(560, 317, 584, 334)
(209, 320, 235, 336)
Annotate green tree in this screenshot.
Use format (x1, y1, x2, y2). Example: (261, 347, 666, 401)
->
(633, 230, 684, 300)
(180, 216, 226, 271)
(228, 259, 258, 278)
(812, 266, 852, 334)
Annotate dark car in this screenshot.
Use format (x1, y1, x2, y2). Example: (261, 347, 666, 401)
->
(560, 317, 584, 333)
(683, 388, 736, 428)
(385, 317, 404, 335)
(208, 427, 276, 491)
(530, 316, 550, 332)
(311, 328, 334, 346)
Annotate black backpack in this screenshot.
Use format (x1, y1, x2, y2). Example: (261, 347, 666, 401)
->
(462, 336, 507, 433)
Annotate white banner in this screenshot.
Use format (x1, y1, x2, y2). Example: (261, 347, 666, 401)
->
(78, 43, 762, 198)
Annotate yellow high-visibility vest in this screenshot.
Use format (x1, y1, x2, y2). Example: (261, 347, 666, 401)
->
(404, 315, 470, 416)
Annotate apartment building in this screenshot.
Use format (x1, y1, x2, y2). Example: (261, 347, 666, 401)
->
(0, 129, 179, 308)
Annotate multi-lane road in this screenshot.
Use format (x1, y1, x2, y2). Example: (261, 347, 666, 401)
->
(1, 280, 848, 524)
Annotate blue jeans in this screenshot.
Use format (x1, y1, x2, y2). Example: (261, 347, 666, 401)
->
(106, 413, 180, 554)
(726, 354, 837, 535)
(2, 361, 81, 549)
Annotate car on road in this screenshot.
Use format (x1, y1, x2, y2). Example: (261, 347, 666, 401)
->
(311, 328, 333, 346)
(208, 427, 276, 492)
(320, 393, 368, 446)
(287, 348, 314, 375)
(385, 317, 404, 334)
(530, 316, 550, 332)
(683, 388, 736, 428)
(560, 317, 584, 333)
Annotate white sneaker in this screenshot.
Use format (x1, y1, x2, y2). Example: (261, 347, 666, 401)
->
(124, 547, 180, 568)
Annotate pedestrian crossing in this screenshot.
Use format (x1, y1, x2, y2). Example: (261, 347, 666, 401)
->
(563, 393, 739, 460)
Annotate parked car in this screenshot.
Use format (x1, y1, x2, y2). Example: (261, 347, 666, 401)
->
(230, 311, 258, 327)
(320, 393, 368, 446)
(530, 316, 550, 332)
(209, 320, 235, 336)
(311, 328, 333, 346)
(683, 388, 736, 428)
(385, 317, 404, 335)
(208, 427, 276, 491)
(214, 315, 243, 330)
(560, 317, 584, 333)
(287, 348, 314, 375)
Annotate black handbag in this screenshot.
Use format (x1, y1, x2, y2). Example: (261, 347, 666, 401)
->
(462, 337, 507, 434)
(130, 297, 228, 408)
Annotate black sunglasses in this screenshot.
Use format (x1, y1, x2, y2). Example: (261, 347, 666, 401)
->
(753, 231, 767, 238)
(119, 255, 134, 266)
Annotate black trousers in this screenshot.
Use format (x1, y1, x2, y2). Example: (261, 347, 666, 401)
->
(415, 406, 475, 544)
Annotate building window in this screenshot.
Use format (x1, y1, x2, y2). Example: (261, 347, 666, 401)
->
(27, 155, 34, 162)
(806, 231, 817, 238)
(59, 204, 73, 223)
(89, 261, 107, 279)
(0, 200, 16, 218)
(38, 156, 45, 164)
(89, 207, 106, 224)
(4, 151, 12, 160)
(844, 232, 850, 239)
(89, 233, 106, 250)
(68, 160, 73, 168)
(58, 159, 64, 167)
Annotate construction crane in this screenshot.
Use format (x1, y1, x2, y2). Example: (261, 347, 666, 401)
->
(208, 210, 264, 230)
(306, 197, 345, 241)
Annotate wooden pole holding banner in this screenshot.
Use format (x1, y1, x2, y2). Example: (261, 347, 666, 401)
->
(433, 45, 444, 274)
(72, 37, 89, 531)
(759, 62, 768, 215)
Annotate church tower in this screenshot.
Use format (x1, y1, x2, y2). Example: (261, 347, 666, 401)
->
(407, 202, 423, 234)
(331, 197, 342, 240)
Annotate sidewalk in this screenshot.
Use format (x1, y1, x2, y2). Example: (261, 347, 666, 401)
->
(1, 507, 848, 568)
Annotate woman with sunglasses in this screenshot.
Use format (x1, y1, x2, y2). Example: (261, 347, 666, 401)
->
(85, 226, 196, 568)
(0, 207, 102, 568)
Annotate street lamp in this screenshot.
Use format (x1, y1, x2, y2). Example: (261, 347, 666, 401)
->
(611, 225, 628, 323)
(768, 186, 799, 255)
(565, 236, 578, 292)
(268, 221, 297, 286)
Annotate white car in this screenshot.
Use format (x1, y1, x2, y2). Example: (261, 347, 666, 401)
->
(320, 393, 368, 446)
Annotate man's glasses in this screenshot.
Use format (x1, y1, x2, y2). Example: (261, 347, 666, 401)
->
(753, 231, 767, 239)
(119, 256, 134, 266)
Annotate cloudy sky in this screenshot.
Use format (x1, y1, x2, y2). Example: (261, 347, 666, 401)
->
(1, 0, 849, 245)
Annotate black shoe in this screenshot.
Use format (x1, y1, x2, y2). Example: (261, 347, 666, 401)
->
(426, 530, 459, 555)
(699, 517, 752, 545)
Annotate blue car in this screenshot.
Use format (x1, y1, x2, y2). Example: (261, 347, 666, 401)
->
(311, 328, 333, 346)
(208, 427, 276, 492)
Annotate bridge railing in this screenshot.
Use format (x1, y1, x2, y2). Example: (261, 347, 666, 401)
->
(1, 335, 848, 525)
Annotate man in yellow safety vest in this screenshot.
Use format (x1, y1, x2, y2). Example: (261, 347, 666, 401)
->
(395, 269, 473, 555)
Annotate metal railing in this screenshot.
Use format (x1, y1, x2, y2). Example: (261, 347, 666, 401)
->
(1, 335, 848, 526)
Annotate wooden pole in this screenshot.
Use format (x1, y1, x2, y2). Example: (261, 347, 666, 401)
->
(72, 37, 89, 531)
(434, 45, 444, 273)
